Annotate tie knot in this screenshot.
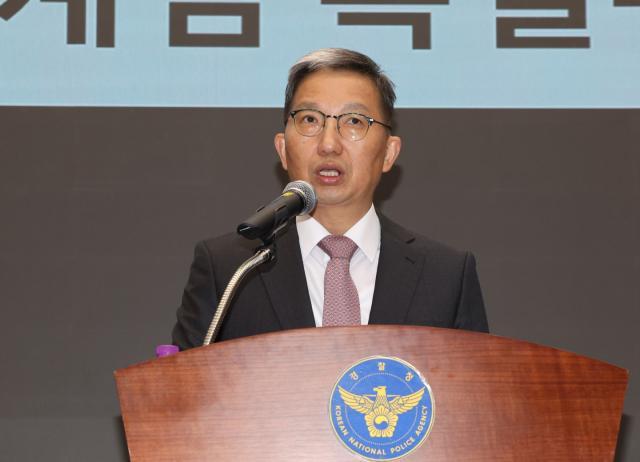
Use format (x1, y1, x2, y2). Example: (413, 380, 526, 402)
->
(318, 235, 359, 260)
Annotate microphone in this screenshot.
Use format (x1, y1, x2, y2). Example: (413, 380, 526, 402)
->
(237, 180, 317, 241)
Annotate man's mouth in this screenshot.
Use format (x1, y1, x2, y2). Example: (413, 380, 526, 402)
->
(315, 166, 343, 184)
(319, 169, 340, 177)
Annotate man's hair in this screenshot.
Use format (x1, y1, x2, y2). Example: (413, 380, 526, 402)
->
(283, 48, 396, 126)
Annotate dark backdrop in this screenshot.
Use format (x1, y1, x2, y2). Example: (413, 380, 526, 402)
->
(0, 107, 637, 460)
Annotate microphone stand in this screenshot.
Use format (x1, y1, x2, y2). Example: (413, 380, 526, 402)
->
(201, 225, 287, 346)
(201, 181, 311, 346)
(202, 245, 274, 346)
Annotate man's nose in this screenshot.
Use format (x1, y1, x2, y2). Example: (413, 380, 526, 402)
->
(317, 117, 343, 155)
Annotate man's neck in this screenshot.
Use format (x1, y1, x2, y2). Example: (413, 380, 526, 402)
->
(311, 203, 373, 235)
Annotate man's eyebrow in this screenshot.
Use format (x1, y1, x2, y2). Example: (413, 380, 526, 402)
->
(341, 102, 371, 113)
(292, 101, 320, 110)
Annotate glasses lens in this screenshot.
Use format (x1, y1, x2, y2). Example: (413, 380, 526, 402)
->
(338, 113, 369, 141)
(292, 110, 324, 137)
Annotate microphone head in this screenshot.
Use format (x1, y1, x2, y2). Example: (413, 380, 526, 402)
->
(283, 180, 317, 215)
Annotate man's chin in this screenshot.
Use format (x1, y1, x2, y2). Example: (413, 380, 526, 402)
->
(314, 190, 347, 207)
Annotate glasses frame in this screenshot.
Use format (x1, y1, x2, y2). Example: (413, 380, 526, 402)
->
(289, 109, 392, 141)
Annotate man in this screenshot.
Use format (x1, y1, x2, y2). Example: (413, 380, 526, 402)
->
(172, 48, 488, 350)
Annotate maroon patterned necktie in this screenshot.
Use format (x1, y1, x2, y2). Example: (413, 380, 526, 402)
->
(318, 235, 361, 326)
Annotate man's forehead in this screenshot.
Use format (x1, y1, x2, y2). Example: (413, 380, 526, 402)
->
(290, 70, 382, 115)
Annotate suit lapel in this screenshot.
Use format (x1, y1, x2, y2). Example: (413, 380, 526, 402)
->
(259, 224, 316, 329)
(369, 216, 424, 325)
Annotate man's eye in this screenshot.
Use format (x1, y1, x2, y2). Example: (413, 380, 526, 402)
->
(301, 115, 318, 124)
(344, 116, 364, 126)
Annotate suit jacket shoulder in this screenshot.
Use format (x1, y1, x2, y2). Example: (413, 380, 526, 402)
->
(371, 215, 489, 333)
(172, 225, 315, 349)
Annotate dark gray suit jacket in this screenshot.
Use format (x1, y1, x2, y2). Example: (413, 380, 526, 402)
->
(172, 216, 488, 350)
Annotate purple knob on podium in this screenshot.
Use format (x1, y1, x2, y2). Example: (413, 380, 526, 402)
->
(155, 344, 179, 358)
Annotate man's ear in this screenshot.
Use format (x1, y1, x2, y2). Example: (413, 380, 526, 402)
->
(274, 133, 288, 171)
(382, 135, 401, 173)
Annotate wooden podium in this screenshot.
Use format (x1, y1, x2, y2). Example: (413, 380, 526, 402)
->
(115, 326, 628, 461)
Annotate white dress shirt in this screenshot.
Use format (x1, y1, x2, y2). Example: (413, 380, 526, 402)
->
(295, 205, 381, 327)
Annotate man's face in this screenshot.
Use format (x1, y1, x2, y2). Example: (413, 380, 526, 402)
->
(274, 70, 401, 219)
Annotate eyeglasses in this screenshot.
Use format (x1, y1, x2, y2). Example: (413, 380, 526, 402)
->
(289, 109, 392, 141)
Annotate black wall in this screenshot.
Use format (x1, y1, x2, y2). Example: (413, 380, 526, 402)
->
(1, 107, 637, 460)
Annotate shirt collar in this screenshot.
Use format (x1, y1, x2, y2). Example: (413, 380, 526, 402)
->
(296, 204, 380, 262)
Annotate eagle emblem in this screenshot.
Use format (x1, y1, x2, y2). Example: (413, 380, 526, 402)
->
(330, 356, 434, 461)
(338, 385, 425, 438)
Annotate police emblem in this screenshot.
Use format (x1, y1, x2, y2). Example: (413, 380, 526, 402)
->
(330, 356, 435, 461)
